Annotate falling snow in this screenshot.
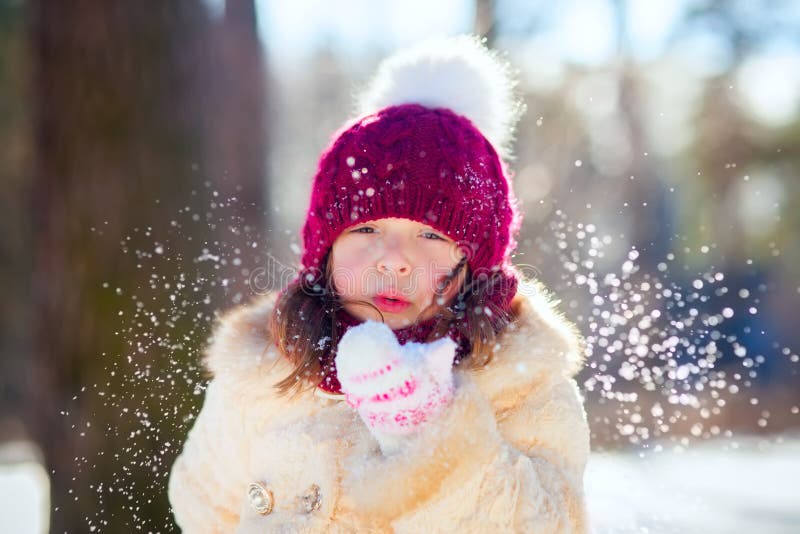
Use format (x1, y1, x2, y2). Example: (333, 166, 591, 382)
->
(62, 196, 798, 531)
(537, 209, 798, 449)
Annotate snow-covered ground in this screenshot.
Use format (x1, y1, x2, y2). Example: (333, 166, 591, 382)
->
(0, 442, 49, 534)
(586, 436, 800, 534)
(1, 436, 798, 532)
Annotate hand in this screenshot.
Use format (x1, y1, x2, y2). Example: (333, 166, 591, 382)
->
(335, 321, 456, 449)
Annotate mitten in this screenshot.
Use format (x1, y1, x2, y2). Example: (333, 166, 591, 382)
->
(335, 321, 457, 454)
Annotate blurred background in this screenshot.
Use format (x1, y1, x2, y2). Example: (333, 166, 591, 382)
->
(0, 0, 798, 532)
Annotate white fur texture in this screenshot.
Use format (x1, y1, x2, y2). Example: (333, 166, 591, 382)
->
(169, 279, 590, 532)
(356, 35, 525, 159)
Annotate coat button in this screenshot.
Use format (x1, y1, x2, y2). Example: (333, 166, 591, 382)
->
(298, 484, 322, 513)
(247, 482, 274, 515)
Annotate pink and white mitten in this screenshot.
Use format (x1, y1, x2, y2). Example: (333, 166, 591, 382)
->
(335, 321, 457, 454)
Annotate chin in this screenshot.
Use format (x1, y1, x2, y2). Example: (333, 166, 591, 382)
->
(385, 316, 414, 329)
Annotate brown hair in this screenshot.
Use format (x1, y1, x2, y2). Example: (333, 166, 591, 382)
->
(269, 254, 515, 395)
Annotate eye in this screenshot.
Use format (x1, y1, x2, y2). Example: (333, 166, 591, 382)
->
(422, 231, 446, 241)
(351, 226, 375, 234)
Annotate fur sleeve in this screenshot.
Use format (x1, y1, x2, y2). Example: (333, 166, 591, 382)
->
(168, 380, 250, 532)
(339, 374, 590, 533)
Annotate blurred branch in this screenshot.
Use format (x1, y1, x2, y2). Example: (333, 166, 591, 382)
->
(474, 0, 496, 45)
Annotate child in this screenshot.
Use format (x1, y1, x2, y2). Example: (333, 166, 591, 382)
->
(169, 35, 590, 533)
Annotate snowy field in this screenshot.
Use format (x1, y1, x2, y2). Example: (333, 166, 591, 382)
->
(585, 436, 800, 534)
(1, 436, 798, 532)
(0, 442, 49, 534)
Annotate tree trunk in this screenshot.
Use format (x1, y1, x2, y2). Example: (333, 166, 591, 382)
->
(205, 0, 270, 300)
(29, 1, 220, 530)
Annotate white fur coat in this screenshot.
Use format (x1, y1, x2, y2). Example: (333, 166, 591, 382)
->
(168, 279, 590, 533)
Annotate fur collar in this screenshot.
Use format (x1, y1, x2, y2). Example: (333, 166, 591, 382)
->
(202, 279, 584, 406)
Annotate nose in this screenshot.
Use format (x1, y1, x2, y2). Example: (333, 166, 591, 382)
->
(376, 248, 411, 275)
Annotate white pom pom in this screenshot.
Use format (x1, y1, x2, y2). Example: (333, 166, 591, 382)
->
(356, 35, 525, 159)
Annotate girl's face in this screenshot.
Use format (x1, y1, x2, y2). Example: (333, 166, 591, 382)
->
(330, 217, 466, 329)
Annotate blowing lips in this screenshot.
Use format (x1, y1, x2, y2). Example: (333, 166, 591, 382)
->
(374, 291, 412, 313)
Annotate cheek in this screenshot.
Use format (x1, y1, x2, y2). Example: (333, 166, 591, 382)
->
(425, 265, 449, 291)
(422, 255, 463, 296)
(330, 268, 349, 296)
(437, 274, 466, 310)
(330, 244, 369, 297)
(330, 260, 350, 291)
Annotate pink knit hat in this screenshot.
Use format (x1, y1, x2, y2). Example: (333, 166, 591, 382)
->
(300, 36, 524, 311)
